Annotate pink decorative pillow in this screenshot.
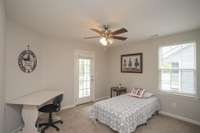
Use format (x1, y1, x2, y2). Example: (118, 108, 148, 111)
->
(129, 88, 146, 98)
(131, 88, 137, 94)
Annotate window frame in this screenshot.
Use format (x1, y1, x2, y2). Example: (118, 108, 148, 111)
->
(158, 41, 197, 97)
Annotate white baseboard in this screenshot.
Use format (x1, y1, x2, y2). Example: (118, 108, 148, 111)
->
(61, 96, 110, 110)
(95, 96, 109, 102)
(159, 111, 200, 126)
(61, 104, 76, 110)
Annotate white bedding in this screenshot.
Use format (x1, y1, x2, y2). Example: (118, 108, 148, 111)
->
(90, 94, 160, 133)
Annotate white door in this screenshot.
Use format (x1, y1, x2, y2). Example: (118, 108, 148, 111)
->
(74, 51, 95, 105)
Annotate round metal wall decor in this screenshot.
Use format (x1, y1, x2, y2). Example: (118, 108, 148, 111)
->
(18, 45, 37, 73)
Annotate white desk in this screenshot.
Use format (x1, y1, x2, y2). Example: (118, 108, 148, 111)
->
(7, 89, 64, 133)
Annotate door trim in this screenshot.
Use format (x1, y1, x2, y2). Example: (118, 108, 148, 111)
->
(74, 50, 95, 105)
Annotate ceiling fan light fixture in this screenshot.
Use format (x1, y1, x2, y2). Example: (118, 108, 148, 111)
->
(99, 37, 108, 46)
(99, 37, 113, 46)
(108, 38, 113, 44)
(86, 25, 128, 46)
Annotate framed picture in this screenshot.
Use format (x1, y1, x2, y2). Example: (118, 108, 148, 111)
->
(121, 53, 143, 73)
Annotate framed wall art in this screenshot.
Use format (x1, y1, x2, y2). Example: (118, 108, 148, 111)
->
(18, 45, 37, 73)
(121, 53, 143, 73)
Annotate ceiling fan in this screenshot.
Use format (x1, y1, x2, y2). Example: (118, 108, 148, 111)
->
(84, 25, 128, 46)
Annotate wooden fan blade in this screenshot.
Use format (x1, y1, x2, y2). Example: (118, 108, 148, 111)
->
(111, 28, 128, 35)
(111, 36, 127, 40)
(90, 28, 103, 35)
(84, 36, 101, 39)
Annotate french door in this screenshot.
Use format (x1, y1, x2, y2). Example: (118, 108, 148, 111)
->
(74, 51, 95, 105)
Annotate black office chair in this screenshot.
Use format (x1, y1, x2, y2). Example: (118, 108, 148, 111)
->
(38, 94, 63, 133)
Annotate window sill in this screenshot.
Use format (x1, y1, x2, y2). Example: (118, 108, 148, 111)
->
(158, 90, 198, 99)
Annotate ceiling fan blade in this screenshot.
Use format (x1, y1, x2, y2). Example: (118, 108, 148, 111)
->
(111, 36, 127, 40)
(90, 28, 103, 35)
(84, 36, 101, 39)
(111, 28, 128, 35)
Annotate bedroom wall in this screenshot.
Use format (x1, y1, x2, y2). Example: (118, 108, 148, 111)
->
(0, 0, 5, 133)
(108, 29, 200, 123)
(4, 20, 109, 133)
(42, 38, 109, 107)
(5, 21, 45, 102)
(4, 21, 45, 133)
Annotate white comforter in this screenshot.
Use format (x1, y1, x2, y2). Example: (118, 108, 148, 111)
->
(90, 94, 160, 133)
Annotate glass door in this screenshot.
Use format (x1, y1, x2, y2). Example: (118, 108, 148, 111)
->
(77, 57, 94, 104)
(79, 58, 91, 98)
(74, 50, 95, 105)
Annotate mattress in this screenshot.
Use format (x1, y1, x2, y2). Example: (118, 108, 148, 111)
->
(90, 94, 160, 133)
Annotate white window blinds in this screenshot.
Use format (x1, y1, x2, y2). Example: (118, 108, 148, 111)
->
(159, 42, 197, 96)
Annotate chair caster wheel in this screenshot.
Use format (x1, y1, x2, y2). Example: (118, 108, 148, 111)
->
(56, 128, 60, 131)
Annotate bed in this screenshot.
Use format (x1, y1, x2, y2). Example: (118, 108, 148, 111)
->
(90, 94, 160, 133)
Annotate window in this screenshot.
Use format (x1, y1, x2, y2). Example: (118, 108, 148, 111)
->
(159, 42, 196, 95)
(79, 58, 91, 98)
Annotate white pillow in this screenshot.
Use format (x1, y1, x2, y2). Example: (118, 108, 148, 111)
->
(143, 92, 153, 98)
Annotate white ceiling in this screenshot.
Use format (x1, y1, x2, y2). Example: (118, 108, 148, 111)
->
(5, 0, 200, 44)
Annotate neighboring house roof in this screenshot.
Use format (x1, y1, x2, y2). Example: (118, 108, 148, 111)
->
(162, 44, 191, 59)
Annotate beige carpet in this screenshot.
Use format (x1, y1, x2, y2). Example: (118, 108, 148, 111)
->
(47, 103, 200, 133)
